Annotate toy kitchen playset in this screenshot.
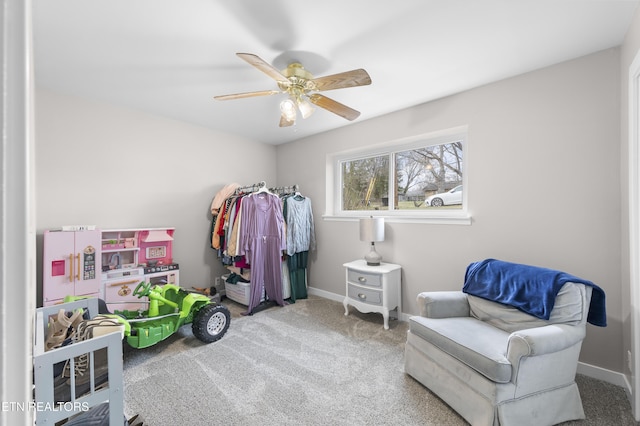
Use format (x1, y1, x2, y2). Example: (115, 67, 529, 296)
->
(43, 227, 179, 310)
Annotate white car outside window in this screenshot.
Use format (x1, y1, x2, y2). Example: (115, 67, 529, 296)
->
(425, 185, 463, 207)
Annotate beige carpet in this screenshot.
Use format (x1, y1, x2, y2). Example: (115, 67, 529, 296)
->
(121, 296, 636, 425)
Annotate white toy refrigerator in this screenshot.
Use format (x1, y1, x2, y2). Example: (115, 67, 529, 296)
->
(42, 228, 101, 306)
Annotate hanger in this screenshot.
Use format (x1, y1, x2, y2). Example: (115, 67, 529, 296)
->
(292, 184, 304, 200)
(253, 181, 272, 196)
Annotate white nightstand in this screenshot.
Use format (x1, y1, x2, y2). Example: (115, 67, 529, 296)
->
(343, 260, 402, 330)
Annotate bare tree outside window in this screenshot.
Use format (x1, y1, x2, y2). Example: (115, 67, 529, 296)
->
(342, 156, 389, 210)
(397, 142, 463, 209)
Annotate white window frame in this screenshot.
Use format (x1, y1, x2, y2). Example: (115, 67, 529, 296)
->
(324, 126, 471, 225)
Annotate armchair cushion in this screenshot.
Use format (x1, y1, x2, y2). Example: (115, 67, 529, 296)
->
(410, 316, 512, 382)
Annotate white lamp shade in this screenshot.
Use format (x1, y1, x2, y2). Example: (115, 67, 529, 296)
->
(279, 98, 297, 121)
(360, 217, 385, 242)
(297, 97, 316, 119)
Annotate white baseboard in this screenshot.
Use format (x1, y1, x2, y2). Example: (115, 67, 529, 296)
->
(308, 286, 630, 391)
(308, 286, 343, 302)
(577, 361, 631, 391)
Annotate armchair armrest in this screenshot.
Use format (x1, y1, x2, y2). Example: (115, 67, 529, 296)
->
(417, 291, 470, 318)
(507, 324, 586, 358)
(507, 324, 586, 379)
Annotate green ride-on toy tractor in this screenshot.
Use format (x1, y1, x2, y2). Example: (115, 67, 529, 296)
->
(100, 281, 231, 349)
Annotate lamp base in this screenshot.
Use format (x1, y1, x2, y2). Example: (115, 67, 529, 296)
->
(364, 243, 382, 266)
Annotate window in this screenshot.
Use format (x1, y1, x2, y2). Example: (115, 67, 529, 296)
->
(327, 127, 469, 224)
(341, 155, 390, 210)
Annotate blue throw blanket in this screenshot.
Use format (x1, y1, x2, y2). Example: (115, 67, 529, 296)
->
(462, 259, 607, 327)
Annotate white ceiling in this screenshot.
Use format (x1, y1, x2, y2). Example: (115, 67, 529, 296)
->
(32, 0, 639, 145)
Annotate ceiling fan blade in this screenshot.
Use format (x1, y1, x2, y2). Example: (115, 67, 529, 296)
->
(236, 53, 290, 84)
(214, 90, 280, 101)
(311, 69, 372, 92)
(279, 113, 295, 127)
(308, 94, 361, 121)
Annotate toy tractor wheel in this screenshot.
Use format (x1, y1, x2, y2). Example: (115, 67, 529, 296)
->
(192, 304, 230, 343)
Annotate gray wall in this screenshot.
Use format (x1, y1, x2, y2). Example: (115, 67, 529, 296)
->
(35, 88, 276, 296)
(277, 48, 623, 372)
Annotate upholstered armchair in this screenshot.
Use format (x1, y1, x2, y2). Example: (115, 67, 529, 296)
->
(404, 259, 606, 426)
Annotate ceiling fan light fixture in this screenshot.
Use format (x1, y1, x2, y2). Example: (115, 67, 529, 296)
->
(280, 98, 297, 122)
(297, 96, 315, 119)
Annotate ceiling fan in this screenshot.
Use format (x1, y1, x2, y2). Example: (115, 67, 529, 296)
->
(214, 53, 372, 127)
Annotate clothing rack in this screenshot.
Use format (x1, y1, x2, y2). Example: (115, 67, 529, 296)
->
(210, 180, 315, 314)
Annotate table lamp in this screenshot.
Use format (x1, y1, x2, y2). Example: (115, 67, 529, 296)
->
(360, 216, 384, 266)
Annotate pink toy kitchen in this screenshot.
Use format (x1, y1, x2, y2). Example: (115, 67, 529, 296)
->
(42, 227, 179, 311)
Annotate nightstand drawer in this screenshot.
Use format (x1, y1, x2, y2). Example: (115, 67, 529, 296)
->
(347, 269, 382, 288)
(347, 284, 382, 305)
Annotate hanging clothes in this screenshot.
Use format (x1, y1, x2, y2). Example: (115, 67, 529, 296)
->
(283, 194, 316, 301)
(210, 183, 241, 215)
(226, 196, 243, 257)
(238, 191, 286, 314)
(284, 195, 316, 255)
(210, 183, 241, 250)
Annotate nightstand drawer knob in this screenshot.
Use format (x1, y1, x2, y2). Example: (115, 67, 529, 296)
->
(358, 276, 367, 283)
(358, 293, 367, 300)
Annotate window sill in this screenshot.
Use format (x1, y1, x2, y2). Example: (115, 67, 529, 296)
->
(322, 213, 472, 225)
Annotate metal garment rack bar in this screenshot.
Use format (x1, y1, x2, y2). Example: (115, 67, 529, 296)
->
(234, 181, 266, 195)
(233, 182, 300, 196)
(269, 184, 299, 195)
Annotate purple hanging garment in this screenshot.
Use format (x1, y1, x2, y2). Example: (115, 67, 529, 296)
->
(238, 192, 286, 314)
